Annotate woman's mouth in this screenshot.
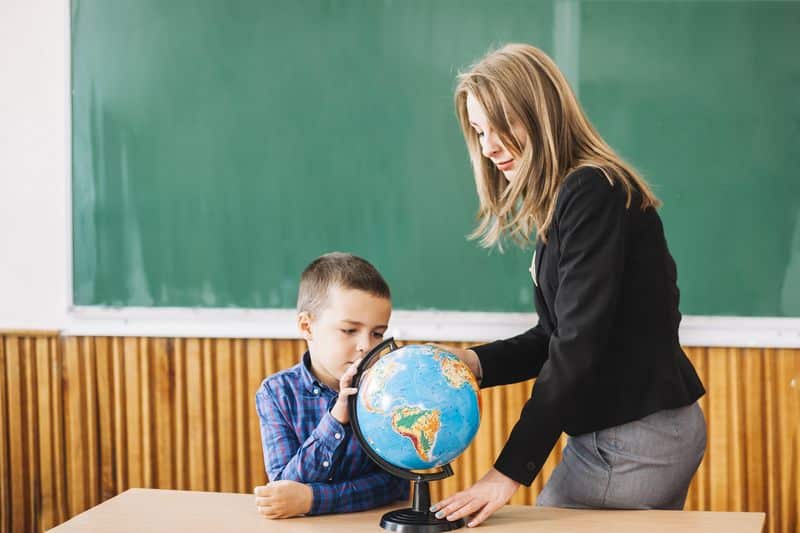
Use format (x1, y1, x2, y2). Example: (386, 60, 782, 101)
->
(495, 159, 514, 171)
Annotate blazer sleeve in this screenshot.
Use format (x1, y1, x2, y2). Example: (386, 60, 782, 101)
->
(472, 323, 550, 388)
(493, 172, 627, 485)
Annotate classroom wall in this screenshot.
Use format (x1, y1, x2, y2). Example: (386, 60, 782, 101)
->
(2, 332, 798, 533)
(0, 0, 70, 331)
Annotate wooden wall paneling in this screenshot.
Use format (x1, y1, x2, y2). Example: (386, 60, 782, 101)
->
(202, 339, 218, 492)
(689, 346, 710, 511)
(727, 346, 746, 511)
(62, 337, 89, 519)
(776, 349, 798, 533)
(231, 339, 249, 494)
(185, 338, 205, 491)
(140, 338, 154, 489)
(2, 334, 800, 532)
(51, 337, 67, 526)
(173, 338, 188, 490)
(216, 339, 235, 493)
(707, 346, 731, 511)
(93, 337, 116, 503)
(153, 338, 174, 489)
(110, 337, 127, 494)
(20, 337, 39, 532)
(5, 336, 29, 532)
(764, 348, 783, 533)
(247, 339, 267, 489)
(0, 337, 9, 533)
(792, 350, 800, 532)
(121, 337, 142, 489)
(80, 337, 99, 505)
(34, 337, 55, 530)
(742, 348, 766, 514)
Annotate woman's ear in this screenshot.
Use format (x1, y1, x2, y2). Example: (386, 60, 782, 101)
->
(297, 311, 313, 341)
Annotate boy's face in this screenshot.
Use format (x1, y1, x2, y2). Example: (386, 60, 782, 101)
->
(298, 285, 391, 391)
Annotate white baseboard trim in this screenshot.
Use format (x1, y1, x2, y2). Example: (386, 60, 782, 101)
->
(61, 307, 800, 348)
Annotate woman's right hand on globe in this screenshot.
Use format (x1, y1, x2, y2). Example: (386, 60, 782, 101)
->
(429, 344, 482, 382)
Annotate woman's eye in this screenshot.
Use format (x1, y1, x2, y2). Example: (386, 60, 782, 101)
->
(341, 329, 355, 335)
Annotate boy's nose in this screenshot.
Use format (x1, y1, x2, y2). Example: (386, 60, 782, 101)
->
(356, 334, 374, 354)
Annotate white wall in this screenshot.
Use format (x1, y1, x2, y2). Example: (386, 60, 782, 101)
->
(0, 1, 70, 330)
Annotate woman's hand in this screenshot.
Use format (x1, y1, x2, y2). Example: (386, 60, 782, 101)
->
(430, 468, 519, 527)
(330, 358, 362, 424)
(429, 344, 482, 381)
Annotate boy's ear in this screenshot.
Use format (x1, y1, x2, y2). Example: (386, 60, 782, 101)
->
(297, 311, 313, 341)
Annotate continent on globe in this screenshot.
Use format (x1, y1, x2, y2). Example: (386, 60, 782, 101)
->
(391, 406, 441, 462)
(361, 360, 403, 414)
(432, 349, 479, 392)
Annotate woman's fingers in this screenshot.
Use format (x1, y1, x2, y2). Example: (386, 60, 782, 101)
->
(467, 500, 504, 528)
(443, 498, 485, 522)
(430, 491, 461, 513)
(434, 494, 473, 519)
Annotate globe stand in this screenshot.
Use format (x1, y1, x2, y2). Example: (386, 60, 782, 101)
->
(379, 473, 465, 532)
(350, 338, 467, 532)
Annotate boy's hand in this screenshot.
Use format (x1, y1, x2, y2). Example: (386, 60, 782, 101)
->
(429, 344, 482, 382)
(330, 357, 362, 424)
(254, 480, 313, 519)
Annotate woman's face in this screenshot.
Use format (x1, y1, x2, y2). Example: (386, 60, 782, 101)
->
(466, 92, 527, 182)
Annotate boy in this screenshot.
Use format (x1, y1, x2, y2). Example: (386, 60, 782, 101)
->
(254, 252, 409, 518)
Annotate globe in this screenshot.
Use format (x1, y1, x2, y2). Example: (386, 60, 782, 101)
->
(354, 343, 482, 471)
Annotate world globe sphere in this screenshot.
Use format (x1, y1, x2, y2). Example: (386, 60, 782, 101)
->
(354, 344, 482, 471)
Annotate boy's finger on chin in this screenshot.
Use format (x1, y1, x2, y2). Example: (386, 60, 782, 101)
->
(340, 387, 358, 396)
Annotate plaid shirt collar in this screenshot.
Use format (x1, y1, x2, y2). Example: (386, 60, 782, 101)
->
(299, 351, 337, 396)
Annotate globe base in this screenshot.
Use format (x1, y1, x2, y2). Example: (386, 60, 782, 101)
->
(380, 509, 465, 532)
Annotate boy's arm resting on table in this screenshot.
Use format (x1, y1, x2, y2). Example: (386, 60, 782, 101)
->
(308, 469, 410, 515)
(256, 383, 347, 483)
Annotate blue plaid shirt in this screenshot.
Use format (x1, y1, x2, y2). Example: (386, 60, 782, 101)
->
(256, 352, 409, 515)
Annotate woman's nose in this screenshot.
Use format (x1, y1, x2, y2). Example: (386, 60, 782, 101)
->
(481, 131, 502, 158)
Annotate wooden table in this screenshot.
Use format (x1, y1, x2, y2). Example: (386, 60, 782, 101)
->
(48, 488, 765, 532)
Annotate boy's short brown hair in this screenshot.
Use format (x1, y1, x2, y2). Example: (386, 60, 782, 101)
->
(297, 252, 391, 315)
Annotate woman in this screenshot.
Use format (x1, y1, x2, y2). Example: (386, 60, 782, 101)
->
(431, 44, 706, 528)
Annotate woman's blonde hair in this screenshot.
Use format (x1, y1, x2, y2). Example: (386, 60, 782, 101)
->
(455, 43, 661, 248)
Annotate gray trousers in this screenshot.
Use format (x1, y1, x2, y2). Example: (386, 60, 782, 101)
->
(536, 402, 707, 510)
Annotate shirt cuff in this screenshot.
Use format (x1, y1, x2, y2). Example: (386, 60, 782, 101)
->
(311, 411, 347, 456)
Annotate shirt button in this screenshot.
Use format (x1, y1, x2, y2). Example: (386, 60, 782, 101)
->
(334, 433, 342, 440)
(313, 387, 320, 395)
(322, 460, 330, 468)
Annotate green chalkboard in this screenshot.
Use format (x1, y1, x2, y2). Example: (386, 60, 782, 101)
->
(72, 0, 800, 316)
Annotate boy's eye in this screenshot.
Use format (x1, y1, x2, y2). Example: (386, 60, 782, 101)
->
(341, 329, 356, 335)
(372, 332, 384, 338)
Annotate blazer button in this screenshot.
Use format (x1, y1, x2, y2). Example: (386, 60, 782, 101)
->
(526, 461, 537, 471)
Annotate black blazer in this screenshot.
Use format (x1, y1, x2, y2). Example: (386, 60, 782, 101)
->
(473, 166, 705, 486)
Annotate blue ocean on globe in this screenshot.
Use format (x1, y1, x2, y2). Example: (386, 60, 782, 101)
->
(355, 344, 482, 470)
